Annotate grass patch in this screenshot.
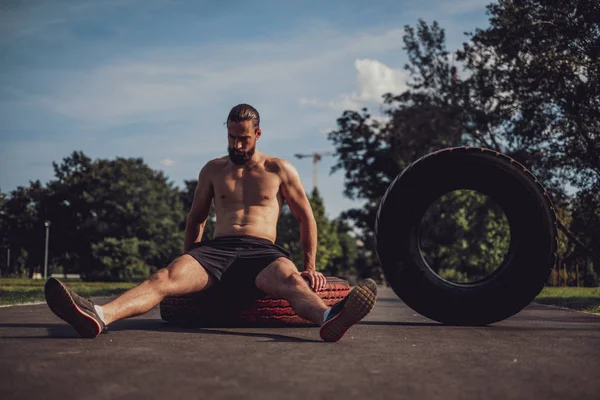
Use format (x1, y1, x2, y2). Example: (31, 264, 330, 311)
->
(1, 279, 599, 314)
(0, 278, 137, 306)
(534, 287, 600, 314)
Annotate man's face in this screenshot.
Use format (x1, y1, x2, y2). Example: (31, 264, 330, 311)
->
(227, 120, 260, 165)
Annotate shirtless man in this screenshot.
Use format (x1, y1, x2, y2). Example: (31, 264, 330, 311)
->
(44, 103, 377, 342)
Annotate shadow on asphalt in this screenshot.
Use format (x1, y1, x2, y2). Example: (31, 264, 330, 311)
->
(0, 320, 322, 343)
(187, 328, 322, 343)
(108, 319, 323, 343)
(0, 323, 81, 338)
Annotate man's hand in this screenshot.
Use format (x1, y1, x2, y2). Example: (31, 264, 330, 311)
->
(301, 270, 327, 292)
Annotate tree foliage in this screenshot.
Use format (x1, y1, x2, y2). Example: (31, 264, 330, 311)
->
(419, 190, 510, 283)
(327, 218, 359, 278)
(90, 237, 152, 282)
(1, 152, 185, 280)
(328, 20, 469, 280)
(457, 0, 600, 282)
(1, 182, 48, 276)
(328, 0, 600, 284)
(459, 0, 600, 189)
(0, 159, 359, 281)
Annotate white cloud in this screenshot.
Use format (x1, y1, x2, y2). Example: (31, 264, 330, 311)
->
(353, 58, 408, 102)
(160, 158, 177, 166)
(300, 58, 408, 111)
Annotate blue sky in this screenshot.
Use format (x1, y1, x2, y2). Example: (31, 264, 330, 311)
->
(0, 0, 493, 218)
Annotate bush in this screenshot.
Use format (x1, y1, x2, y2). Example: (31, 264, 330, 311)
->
(88, 237, 152, 281)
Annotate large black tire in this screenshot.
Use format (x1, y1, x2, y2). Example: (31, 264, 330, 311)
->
(375, 147, 557, 325)
(160, 277, 350, 327)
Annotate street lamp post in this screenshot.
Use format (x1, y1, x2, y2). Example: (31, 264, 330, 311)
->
(44, 221, 51, 280)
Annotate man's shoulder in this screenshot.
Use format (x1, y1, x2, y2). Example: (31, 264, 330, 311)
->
(198, 157, 228, 177)
(264, 155, 296, 174)
(204, 156, 229, 169)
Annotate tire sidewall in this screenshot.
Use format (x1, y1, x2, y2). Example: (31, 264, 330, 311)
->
(376, 148, 557, 325)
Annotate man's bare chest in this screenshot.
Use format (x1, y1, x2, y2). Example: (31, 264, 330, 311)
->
(213, 169, 281, 205)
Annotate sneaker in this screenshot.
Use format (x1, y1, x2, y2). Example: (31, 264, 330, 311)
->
(319, 278, 377, 342)
(44, 277, 105, 338)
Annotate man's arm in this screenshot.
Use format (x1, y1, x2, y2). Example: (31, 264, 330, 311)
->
(279, 159, 326, 291)
(183, 162, 214, 253)
(280, 160, 317, 271)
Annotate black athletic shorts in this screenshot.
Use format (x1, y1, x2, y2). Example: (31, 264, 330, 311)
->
(185, 236, 291, 290)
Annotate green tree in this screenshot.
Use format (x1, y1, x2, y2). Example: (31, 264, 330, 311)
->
(328, 21, 467, 280)
(276, 204, 303, 267)
(328, 5, 600, 284)
(563, 190, 600, 286)
(458, 0, 600, 190)
(0, 190, 7, 275)
(326, 218, 359, 279)
(456, 0, 600, 283)
(1, 152, 186, 280)
(48, 152, 185, 279)
(419, 190, 511, 283)
(1, 182, 48, 277)
(309, 188, 342, 270)
(90, 237, 152, 281)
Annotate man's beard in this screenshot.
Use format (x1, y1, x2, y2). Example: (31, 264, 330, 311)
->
(228, 146, 255, 165)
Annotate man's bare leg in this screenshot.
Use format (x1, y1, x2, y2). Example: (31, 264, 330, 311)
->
(101, 255, 214, 325)
(255, 257, 329, 325)
(255, 257, 377, 342)
(45, 255, 214, 337)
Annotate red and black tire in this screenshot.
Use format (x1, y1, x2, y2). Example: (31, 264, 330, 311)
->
(160, 277, 350, 327)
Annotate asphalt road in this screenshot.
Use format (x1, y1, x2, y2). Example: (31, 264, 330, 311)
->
(1, 287, 599, 400)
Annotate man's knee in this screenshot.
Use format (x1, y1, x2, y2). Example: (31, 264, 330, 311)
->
(256, 259, 307, 295)
(147, 255, 201, 295)
(282, 272, 308, 292)
(147, 266, 172, 294)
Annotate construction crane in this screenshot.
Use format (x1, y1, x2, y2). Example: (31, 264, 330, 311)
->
(294, 151, 334, 191)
